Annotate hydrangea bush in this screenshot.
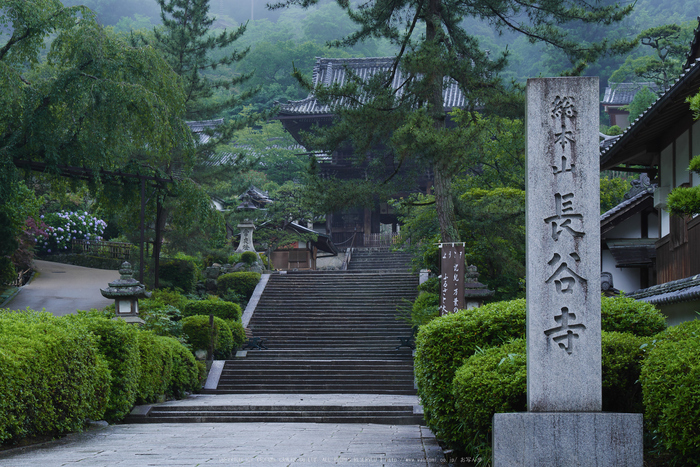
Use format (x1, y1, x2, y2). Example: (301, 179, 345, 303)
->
(35, 211, 107, 254)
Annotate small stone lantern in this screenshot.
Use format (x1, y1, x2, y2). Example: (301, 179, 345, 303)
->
(100, 261, 151, 324)
(464, 265, 494, 309)
(235, 193, 257, 253)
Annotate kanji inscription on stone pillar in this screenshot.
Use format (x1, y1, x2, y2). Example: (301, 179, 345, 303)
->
(526, 77, 601, 412)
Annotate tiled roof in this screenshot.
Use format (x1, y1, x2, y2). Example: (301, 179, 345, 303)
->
(278, 57, 466, 116)
(600, 58, 700, 170)
(601, 82, 660, 106)
(627, 274, 700, 306)
(600, 173, 656, 223)
(187, 119, 224, 145)
(599, 133, 621, 151)
(600, 18, 700, 169)
(600, 188, 651, 223)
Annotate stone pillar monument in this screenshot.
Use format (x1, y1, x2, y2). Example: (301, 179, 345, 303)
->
(492, 77, 643, 466)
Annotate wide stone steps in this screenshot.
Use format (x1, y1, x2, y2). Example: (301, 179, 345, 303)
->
(347, 251, 413, 272)
(218, 271, 419, 394)
(127, 260, 424, 425)
(130, 405, 423, 424)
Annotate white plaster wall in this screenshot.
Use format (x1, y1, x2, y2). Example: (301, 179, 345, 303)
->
(657, 301, 700, 327)
(602, 250, 641, 293)
(606, 212, 642, 238)
(647, 212, 659, 238)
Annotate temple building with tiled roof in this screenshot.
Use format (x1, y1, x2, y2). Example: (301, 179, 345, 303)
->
(277, 57, 468, 248)
(600, 17, 700, 325)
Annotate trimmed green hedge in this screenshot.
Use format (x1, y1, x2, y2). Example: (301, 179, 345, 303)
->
(414, 299, 526, 446)
(451, 331, 651, 459)
(71, 314, 141, 422)
(601, 295, 666, 337)
(0, 310, 110, 443)
(225, 319, 247, 351)
(416, 295, 666, 449)
(182, 315, 235, 358)
(162, 336, 200, 398)
(183, 299, 242, 321)
(601, 331, 649, 413)
(135, 331, 173, 404)
(641, 319, 700, 463)
(452, 339, 526, 459)
(1, 308, 201, 443)
(217, 272, 261, 301)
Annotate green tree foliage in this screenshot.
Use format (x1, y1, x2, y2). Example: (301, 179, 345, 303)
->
(151, 0, 255, 123)
(272, 0, 634, 244)
(600, 176, 633, 213)
(609, 23, 695, 90)
(0, 1, 194, 266)
(624, 85, 658, 122)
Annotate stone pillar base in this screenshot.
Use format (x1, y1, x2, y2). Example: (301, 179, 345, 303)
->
(492, 412, 643, 466)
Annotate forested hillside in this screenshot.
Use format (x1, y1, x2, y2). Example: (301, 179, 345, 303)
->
(63, 0, 699, 114)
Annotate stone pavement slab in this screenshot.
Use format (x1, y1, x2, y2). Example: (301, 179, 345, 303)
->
(0, 423, 445, 467)
(3, 260, 118, 316)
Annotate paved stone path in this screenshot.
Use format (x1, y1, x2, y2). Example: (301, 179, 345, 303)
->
(3, 260, 117, 316)
(0, 263, 445, 466)
(0, 422, 444, 466)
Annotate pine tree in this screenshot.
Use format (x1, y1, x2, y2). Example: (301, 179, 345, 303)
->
(274, 0, 635, 242)
(153, 0, 255, 122)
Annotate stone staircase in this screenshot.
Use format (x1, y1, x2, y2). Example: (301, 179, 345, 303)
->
(347, 248, 413, 271)
(129, 402, 422, 424)
(126, 254, 422, 425)
(212, 271, 418, 394)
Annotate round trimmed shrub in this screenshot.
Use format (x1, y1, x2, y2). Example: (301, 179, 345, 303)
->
(158, 256, 198, 293)
(417, 295, 659, 449)
(79, 316, 141, 422)
(414, 299, 525, 446)
(135, 331, 174, 404)
(217, 272, 261, 301)
(601, 331, 649, 413)
(183, 299, 242, 321)
(161, 337, 200, 398)
(453, 339, 526, 459)
(225, 319, 247, 350)
(601, 295, 666, 337)
(0, 310, 110, 442)
(182, 315, 234, 358)
(450, 331, 650, 457)
(241, 251, 258, 265)
(641, 319, 700, 463)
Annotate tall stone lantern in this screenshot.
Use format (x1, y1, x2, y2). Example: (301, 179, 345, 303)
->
(235, 193, 258, 253)
(100, 261, 151, 324)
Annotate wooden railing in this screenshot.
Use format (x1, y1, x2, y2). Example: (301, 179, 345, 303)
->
(71, 239, 132, 260)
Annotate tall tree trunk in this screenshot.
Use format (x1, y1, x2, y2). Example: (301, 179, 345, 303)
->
(153, 193, 167, 289)
(426, 0, 459, 243)
(433, 165, 459, 242)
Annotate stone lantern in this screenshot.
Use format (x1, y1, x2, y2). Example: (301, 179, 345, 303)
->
(464, 265, 494, 309)
(235, 193, 257, 253)
(100, 261, 151, 324)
